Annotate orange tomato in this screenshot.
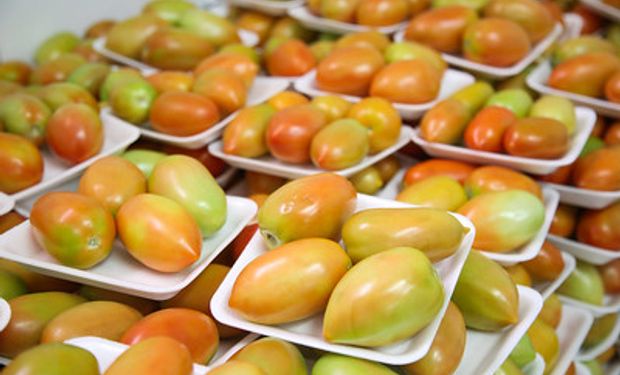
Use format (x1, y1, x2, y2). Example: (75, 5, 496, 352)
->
(347, 97, 401, 154)
(369, 60, 441, 104)
(150, 91, 220, 136)
(266, 39, 316, 77)
(194, 52, 258, 88)
(605, 71, 620, 103)
(403, 159, 476, 185)
(549, 204, 578, 237)
(0, 211, 26, 234)
(522, 241, 565, 281)
(464, 165, 542, 199)
(598, 259, 620, 294)
(591, 115, 606, 138)
(464, 106, 517, 152)
(310, 95, 352, 122)
(236, 11, 274, 45)
(503, 117, 568, 159)
(192, 68, 247, 116)
(146, 71, 193, 94)
(267, 91, 309, 111)
(604, 122, 620, 146)
(572, 146, 620, 191)
(334, 31, 391, 52)
(538, 164, 573, 184)
(316, 46, 385, 96)
(463, 18, 531, 67)
(356, 0, 411, 27)
(577, 202, 620, 250)
(0, 133, 43, 194)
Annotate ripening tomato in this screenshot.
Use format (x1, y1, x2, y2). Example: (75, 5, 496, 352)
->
(0, 61, 31, 85)
(30, 192, 116, 269)
(0, 133, 43, 194)
(605, 71, 620, 103)
(267, 91, 309, 111)
(0, 211, 26, 234)
(522, 241, 565, 282)
(549, 204, 578, 237)
(266, 39, 316, 77)
(604, 122, 620, 146)
(538, 164, 573, 184)
(419, 98, 471, 145)
(404, 159, 476, 185)
(572, 146, 620, 191)
(334, 31, 391, 52)
(121, 308, 219, 364)
(311, 95, 352, 122)
(503, 117, 568, 159)
(573, 4, 603, 34)
(369, 59, 441, 104)
(45, 103, 103, 165)
(192, 68, 247, 116)
(577, 202, 620, 250)
(104, 337, 193, 375)
(347, 97, 402, 154)
(463, 18, 531, 67)
(464, 106, 517, 152)
(464, 165, 542, 199)
(146, 71, 194, 94)
(194, 52, 259, 88)
(150, 91, 220, 136)
(78, 156, 147, 216)
(548, 52, 620, 98)
(598, 259, 620, 294)
(315, 46, 385, 96)
(356, 0, 411, 27)
(236, 11, 274, 44)
(162, 144, 228, 178)
(0, 93, 51, 146)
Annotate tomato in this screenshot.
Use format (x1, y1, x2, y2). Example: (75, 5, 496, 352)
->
(356, 0, 411, 26)
(235, 11, 274, 45)
(0, 133, 43, 194)
(0, 211, 26, 234)
(404, 159, 475, 185)
(572, 146, 620, 191)
(504, 264, 532, 286)
(503, 117, 568, 159)
(30, 192, 115, 269)
(0, 61, 31, 85)
(105, 337, 193, 375)
(121, 308, 219, 364)
(0, 93, 51, 146)
(78, 156, 147, 216)
(141, 28, 214, 71)
(374, 155, 401, 182)
(464, 106, 516, 152)
(538, 164, 573, 184)
(577, 202, 620, 250)
(311, 95, 352, 122)
(463, 18, 531, 67)
(227, 223, 260, 262)
(347, 97, 401, 154)
(316, 46, 385, 96)
(604, 122, 620, 146)
(605, 71, 620, 103)
(45, 103, 103, 164)
(85, 19, 116, 39)
(194, 52, 258, 88)
(522, 241, 565, 282)
(192, 68, 247, 116)
(369, 60, 441, 104)
(162, 144, 227, 177)
(548, 52, 620, 98)
(150, 91, 220, 136)
(78, 285, 158, 315)
(266, 39, 316, 77)
(266, 104, 327, 163)
(573, 4, 603, 34)
(483, 0, 555, 43)
(39, 82, 98, 112)
(29, 53, 85, 85)
(404, 5, 478, 54)
(598, 259, 620, 294)
(267, 91, 309, 110)
(230, 337, 306, 375)
(334, 31, 391, 52)
(146, 71, 193, 94)
(3, 342, 99, 375)
(549, 204, 578, 237)
(464, 165, 542, 199)
(419, 98, 471, 144)
(591, 114, 607, 138)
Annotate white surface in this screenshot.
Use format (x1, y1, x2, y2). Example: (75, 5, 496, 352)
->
(208, 333, 260, 368)
(524, 354, 546, 375)
(549, 304, 594, 375)
(411, 106, 596, 176)
(541, 182, 620, 210)
(293, 69, 475, 120)
(394, 23, 563, 79)
(580, 0, 620, 21)
(288, 6, 408, 34)
(575, 362, 591, 375)
(230, 0, 305, 16)
(560, 13, 584, 41)
(479, 188, 559, 266)
(9, 112, 140, 203)
(527, 61, 620, 119)
(609, 361, 620, 375)
(0, 197, 257, 301)
(558, 293, 620, 318)
(0, 193, 14, 216)
(0, 298, 10, 333)
(548, 234, 620, 265)
(533, 252, 577, 300)
(104, 77, 289, 149)
(577, 311, 620, 361)
(211, 194, 475, 365)
(209, 126, 413, 180)
(454, 286, 544, 375)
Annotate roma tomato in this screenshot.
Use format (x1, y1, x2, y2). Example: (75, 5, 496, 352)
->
(572, 146, 620, 191)
(192, 68, 247, 116)
(121, 308, 219, 364)
(549, 204, 578, 237)
(30, 192, 115, 269)
(266, 39, 316, 77)
(483, 0, 555, 43)
(605, 71, 620, 103)
(598, 259, 620, 294)
(0, 60, 31, 85)
(0, 133, 43, 194)
(315, 46, 385, 96)
(150, 91, 221, 136)
(522, 241, 565, 282)
(404, 158, 476, 185)
(463, 18, 531, 67)
(548, 52, 620, 98)
(45, 103, 103, 165)
(0, 93, 51, 146)
(334, 31, 391, 52)
(503, 117, 568, 159)
(604, 122, 620, 146)
(356, 0, 411, 26)
(370, 59, 441, 104)
(311, 95, 352, 122)
(146, 71, 193, 94)
(245, 172, 287, 195)
(464, 165, 542, 199)
(538, 164, 573, 184)
(140, 28, 214, 71)
(419, 98, 471, 144)
(0, 211, 26, 234)
(116, 194, 202, 272)
(347, 97, 401, 154)
(405, 6, 478, 54)
(162, 144, 228, 177)
(194, 52, 258, 87)
(464, 106, 516, 152)
(267, 91, 309, 111)
(577, 202, 620, 250)
(105, 337, 192, 375)
(78, 156, 147, 216)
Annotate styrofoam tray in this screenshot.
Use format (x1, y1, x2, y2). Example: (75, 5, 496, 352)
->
(0, 298, 10, 332)
(394, 23, 562, 79)
(549, 304, 594, 375)
(211, 194, 475, 365)
(287, 6, 408, 34)
(558, 292, 620, 318)
(524, 354, 546, 375)
(547, 234, 620, 265)
(9, 113, 140, 203)
(454, 286, 543, 375)
(527, 61, 620, 119)
(293, 69, 475, 120)
(608, 361, 620, 375)
(208, 126, 413, 180)
(559, 13, 584, 42)
(577, 310, 620, 361)
(0, 193, 14, 216)
(541, 182, 620, 210)
(0, 196, 256, 300)
(410, 106, 596, 175)
(103, 77, 289, 149)
(533, 252, 577, 300)
(575, 362, 591, 375)
(230, 0, 304, 15)
(580, 0, 620, 21)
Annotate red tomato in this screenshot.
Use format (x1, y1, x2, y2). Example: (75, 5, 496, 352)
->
(194, 52, 258, 88)
(573, 4, 603, 34)
(538, 164, 573, 184)
(464, 106, 517, 152)
(522, 241, 565, 282)
(0, 133, 43, 193)
(572, 146, 620, 191)
(463, 18, 531, 67)
(150, 91, 220, 136)
(604, 122, 620, 146)
(403, 159, 476, 185)
(315, 46, 385, 96)
(577, 202, 620, 250)
(45, 103, 103, 164)
(266, 39, 316, 77)
(598, 259, 620, 294)
(605, 71, 620, 103)
(503, 117, 568, 159)
(549, 204, 578, 238)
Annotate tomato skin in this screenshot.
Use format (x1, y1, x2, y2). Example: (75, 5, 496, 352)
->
(605, 71, 620, 103)
(0, 133, 43, 194)
(194, 52, 258, 88)
(464, 106, 516, 152)
(45, 103, 103, 165)
(146, 71, 193, 94)
(573, 4, 603, 34)
(116, 194, 202, 272)
(420, 98, 471, 144)
(522, 241, 565, 282)
(267, 91, 309, 111)
(503, 117, 568, 159)
(141, 28, 214, 71)
(572, 146, 620, 191)
(150, 91, 221, 136)
(30, 192, 116, 269)
(463, 18, 531, 67)
(356, 0, 411, 26)
(192, 68, 247, 116)
(0, 211, 26, 234)
(598, 259, 620, 294)
(483, 0, 555, 43)
(604, 122, 620, 146)
(548, 52, 620, 98)
(464, 165, 542, 199)
(105, 337, 193, 375)
(538, 164, 573, 184)
(347, 97, 401, 154)
(577, 202, 620, 250)
(0, 61, 31, 85)
(266, 39, 316, 77)
(549, 204, 578, 237)
(316, 46, 385, 96)
(370, 59, 441, 104)
(0, 93, 51, 146)
(404, 159, 475, 185)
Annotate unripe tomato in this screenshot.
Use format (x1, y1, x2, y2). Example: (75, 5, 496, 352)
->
(0, 133, 43, 194)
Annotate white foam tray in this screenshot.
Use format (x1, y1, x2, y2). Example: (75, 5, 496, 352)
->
(410, 106, 596, 175)
(527, 61, 620, 119)
(575, 361, 592, 375)
(211, 194, 475, 365)
(559, 13, 584, 42)
(548, 234, 620, 265)
(533, 252, 577, 300)
(577, 310, 620, 361)
(0, 298, 10, 333)
(394, 23, 563, 79)
(549, 304, 594, 375)
(293, 69, 475, 120)
(9, 112, 140, 203)
(559, 292, 620, 318)
(103, 76, 289, 149)
(0, 196, 256, 300)
(524, 354, 546, 375)
(580, 0, 620, 22)
(454, 286, 543, 375)
(208, 126, 413, 180)
(0, 193, 14, 216)
(287, 6, 408, 34)
(541, 182, 620, 210)
(230, 0, 305, 15)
